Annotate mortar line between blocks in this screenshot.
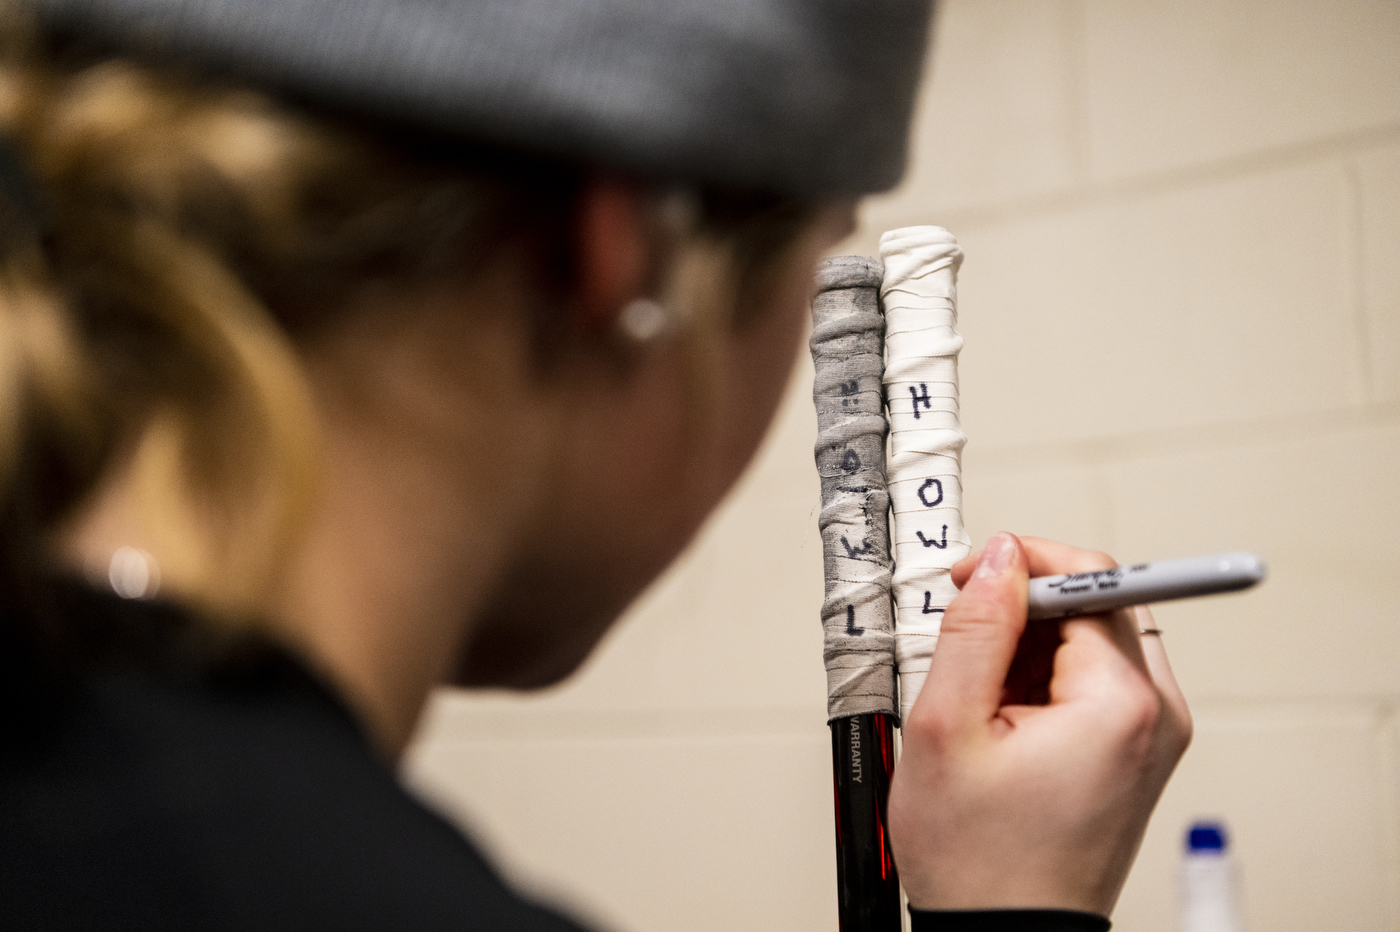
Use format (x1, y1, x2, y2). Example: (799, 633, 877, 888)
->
(1343, 159, 1377, 404)
(1059, 0, 1092, 184)
(1371, 703, 1400, 929)
(963, 401, 1400, 475)
(872, 123, 1400, 236)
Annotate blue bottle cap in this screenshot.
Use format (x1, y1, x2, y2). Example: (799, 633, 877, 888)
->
(1187, 821, 1227, 852)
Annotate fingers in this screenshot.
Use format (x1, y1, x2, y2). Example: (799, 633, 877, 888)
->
(956, 534, 1151, 673)
(1044, 604, 1195, 789)
(950, 550, 979, 589)
(1018, 536, 1120, 579)
(1050, 610, 1152, 708)
(1129, 606, 1194, 753)
(944, 534, 1191, 751)
(911, 532, 1029, 733)
(952, 535, 1119, 589)
(1131, 606, 1172, 689)
(1000, 618, 1060, 706)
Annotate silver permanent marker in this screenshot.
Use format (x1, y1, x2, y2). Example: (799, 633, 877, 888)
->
(1026, 552, 1267, 621)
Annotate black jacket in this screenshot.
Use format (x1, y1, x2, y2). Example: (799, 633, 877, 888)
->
(0, 582, 1106, 932)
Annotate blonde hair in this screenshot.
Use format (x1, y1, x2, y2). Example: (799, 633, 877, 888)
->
(0, 33, 817, 630)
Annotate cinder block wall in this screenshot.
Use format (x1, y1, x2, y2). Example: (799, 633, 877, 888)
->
(405, 3, 1400, 930)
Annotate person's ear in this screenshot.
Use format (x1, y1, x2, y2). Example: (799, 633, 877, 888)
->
(571, 175, 655, 335)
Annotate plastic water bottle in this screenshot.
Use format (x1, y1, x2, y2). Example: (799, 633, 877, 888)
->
(1180, 821, 1245, 932)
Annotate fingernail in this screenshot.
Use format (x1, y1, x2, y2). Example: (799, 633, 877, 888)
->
(973, 533, 1016, 579)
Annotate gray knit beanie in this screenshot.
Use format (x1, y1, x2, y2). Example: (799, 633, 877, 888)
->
(32, 0, 934, 197)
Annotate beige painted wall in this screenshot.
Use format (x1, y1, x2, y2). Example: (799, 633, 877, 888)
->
(405, 3, 1400, 930)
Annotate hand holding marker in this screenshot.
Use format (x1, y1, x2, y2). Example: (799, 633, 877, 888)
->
(810, 226, 1260, 926)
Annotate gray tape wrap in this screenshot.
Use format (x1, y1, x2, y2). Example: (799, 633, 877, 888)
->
(811, 256, 896, 721)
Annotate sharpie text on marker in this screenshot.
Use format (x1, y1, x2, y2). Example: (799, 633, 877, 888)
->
(1026, 552, 1267, 621)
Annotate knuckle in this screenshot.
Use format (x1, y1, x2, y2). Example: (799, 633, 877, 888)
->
(1167, 703, 1194, 756)
(1078, 549, 1118, 573)
(1107, 680, 1161, 738)
(940, 601, 1000, 636)
(939, 596, 1019, 648)
(901, 704, 956, 752)
(1103, 688, 1164, 770)
(1127, 689, 1162, 734)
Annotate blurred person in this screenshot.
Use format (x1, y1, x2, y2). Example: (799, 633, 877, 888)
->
(0, 1, 1190, 930)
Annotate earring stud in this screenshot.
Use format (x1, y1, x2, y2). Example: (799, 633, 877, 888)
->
(109, 546, 160, 600)
(617, 297, 672, 344)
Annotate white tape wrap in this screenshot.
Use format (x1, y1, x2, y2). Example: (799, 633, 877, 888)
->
(811, 256, 896, 720)
(880, 227, 971, 724)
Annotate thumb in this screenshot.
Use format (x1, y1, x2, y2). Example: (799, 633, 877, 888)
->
(910, 532, 1029, 734)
